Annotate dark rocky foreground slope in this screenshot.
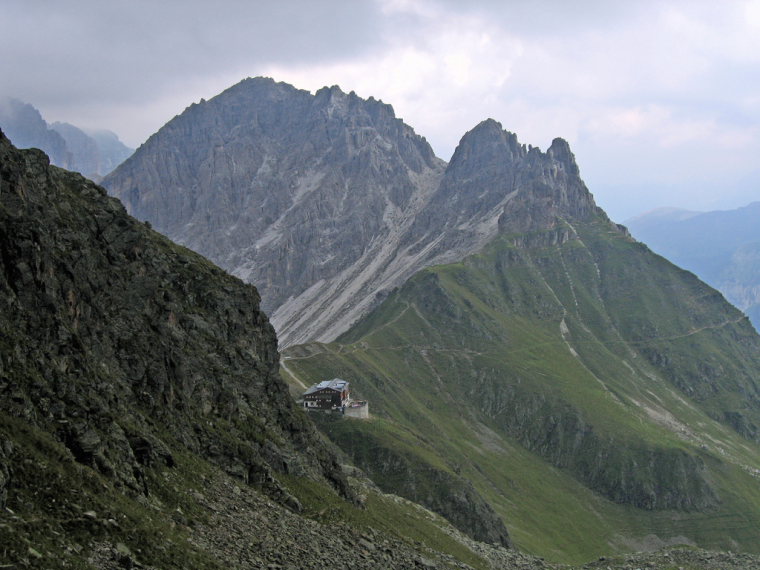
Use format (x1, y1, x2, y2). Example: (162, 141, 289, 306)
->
(0, 129, 347, 502)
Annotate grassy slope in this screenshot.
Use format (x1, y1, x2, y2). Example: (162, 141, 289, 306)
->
(281, 217, 760, 564)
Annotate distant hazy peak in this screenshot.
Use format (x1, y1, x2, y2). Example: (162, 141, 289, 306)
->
(0, 96, 132, 177)
(625, 207, 702, 225)
(0, 97, 69, 165)
(0, 96, 42, 120)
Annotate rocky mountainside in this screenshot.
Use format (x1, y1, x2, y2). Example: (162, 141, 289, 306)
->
(103, 77, 446, 346)
(104, 79, 610, 348)
(0, 97, 132, 178)
(627, 202, 760, 331)
(6, 91, 760, 569)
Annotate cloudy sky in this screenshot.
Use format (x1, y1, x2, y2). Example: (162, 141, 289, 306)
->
(2, 0, 759, 220)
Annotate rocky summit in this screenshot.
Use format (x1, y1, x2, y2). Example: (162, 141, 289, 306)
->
(104, 77, 446, 346)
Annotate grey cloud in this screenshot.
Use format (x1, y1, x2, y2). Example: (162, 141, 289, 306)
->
(1, 0, 385, 108)
(422, 0, 649, 35)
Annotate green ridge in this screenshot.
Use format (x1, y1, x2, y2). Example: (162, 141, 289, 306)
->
(283, 216, 760, 563)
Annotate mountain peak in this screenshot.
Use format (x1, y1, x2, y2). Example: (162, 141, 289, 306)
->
(215, 76, 309, 105)
(547, 136, 580, 177)
(103, 77, 444, 346)
(461, 118, 518, 144)
(472, 117, 505, 134)
(548, 136, 570, 152)
(448, 119, 524, 175)
(315, 83, 346, 97)
(439, 120, 601, 235)
(0, 97, 132, 177)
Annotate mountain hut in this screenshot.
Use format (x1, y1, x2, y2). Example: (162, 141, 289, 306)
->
(302, 378, 350, 410)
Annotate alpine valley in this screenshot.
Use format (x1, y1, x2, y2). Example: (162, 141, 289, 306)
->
(626, 203, 760, 332)
(2, 76, 760, 569)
